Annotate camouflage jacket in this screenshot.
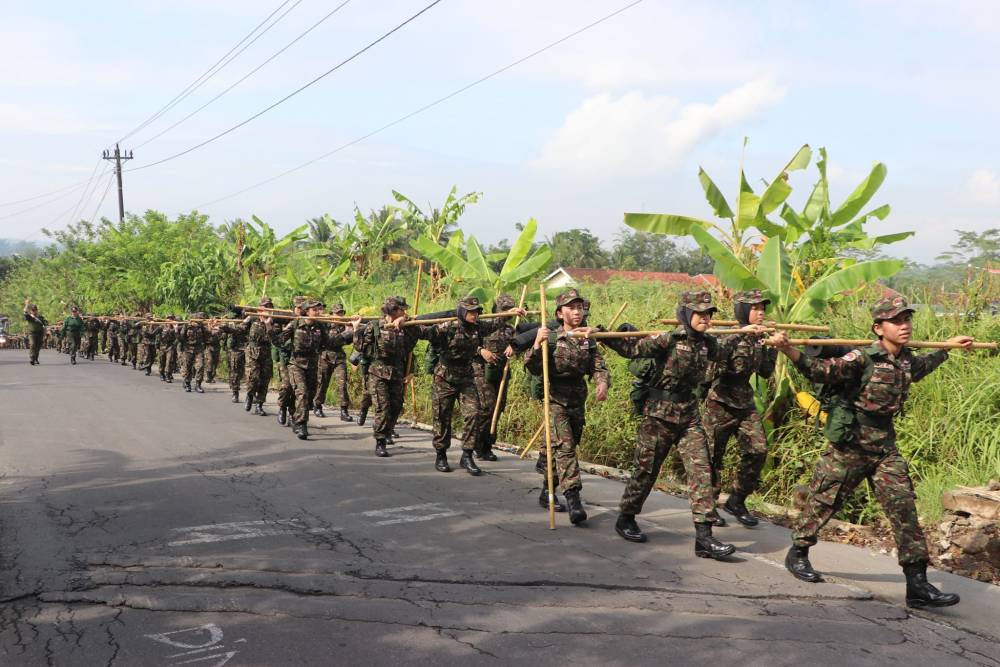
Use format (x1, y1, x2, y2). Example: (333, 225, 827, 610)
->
(281, 320, 327, 360)
(605, 328, 725, 423)
(474, 319, 516, 381)
(320, 323, 352, 362)
(707, 332, 777, 410)
(523, 327, 610, 409)
(422, 320, 499, 385)
(794, 342, 948, 449)
(244, 317, 272, 351)
(220, 321, 249, 350)
(178, 323, 208, 350)
(205, 329, 223, 349)
(155, 327, 177, 348)
(363, 319, 421, 381)
(140, 324, 158, 344)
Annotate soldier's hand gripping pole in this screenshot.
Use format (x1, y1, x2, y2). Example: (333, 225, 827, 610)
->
(540, 283, 556, 530)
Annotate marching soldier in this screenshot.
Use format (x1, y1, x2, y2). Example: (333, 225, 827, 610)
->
(702, 289, 777, 527)
(281, 299, 328, 440)
(204, 324, 223, 383)
(62, 305, 85, 364)
(156, 315, 179, 382)
(315, 302, 354, 421)
(139, 315, 158, 375)
(243, 297, 275, 415)
(22, 299, 47, 365)
(768, 296, 970, 608)
(220, 315, 249, 403)
(524, 289, 609, 524)
(178, 313, 208, 393)
(117, 314, 130, 366)
(275, 298, 304, 426)
(604, 291, 736, 559)
(471, 294, 518, 462)
(352, 322, 372, 426)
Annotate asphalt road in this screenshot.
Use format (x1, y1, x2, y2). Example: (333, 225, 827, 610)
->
(1, 349, 998, 666)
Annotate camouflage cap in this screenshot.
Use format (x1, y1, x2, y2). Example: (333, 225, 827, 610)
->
(679, 291, 717, 313)
(302, 299, 323, 310)
(167, 314, 177, 320)
(458, 296, 483, 312)
(384, 296, 409, 312)
(292, 296, 307, 308)
(494, 294, 516, 312)
(733, 289, 770, 306)
(555, 288, 585, 308)
(330, 302, 346, 315)
(190, 312, 206, 320)
(872, 295, 914, 321)
(259, 296, 274, 307)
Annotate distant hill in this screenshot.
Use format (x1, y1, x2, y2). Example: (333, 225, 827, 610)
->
(0, 239, 41, 256)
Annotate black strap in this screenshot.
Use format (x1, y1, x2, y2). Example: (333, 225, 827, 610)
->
(856, 411, 893, 430)
(646, 387, 693, 402)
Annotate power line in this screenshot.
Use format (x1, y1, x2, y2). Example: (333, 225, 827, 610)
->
(195, 0, 645, 208)
(130, 0, 446, 173)
(0, 176, 98, 208)
(62, 159, 105, 228)
(115, 0, 297, 145)
(88, 172, 118, 225)
(0, 179, 91, 221)
(135, 0, 354, 150)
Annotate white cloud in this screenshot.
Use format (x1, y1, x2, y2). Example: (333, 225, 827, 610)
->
(0, 104, 108, 136)
(966, 169, 1000, 205)
(531, 80, 786, 176)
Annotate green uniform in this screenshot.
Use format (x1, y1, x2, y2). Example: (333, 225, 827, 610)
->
(23, 310, 47, 364)
(61, 315, 84, 362)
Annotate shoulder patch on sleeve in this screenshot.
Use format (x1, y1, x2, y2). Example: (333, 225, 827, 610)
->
(841, 350, 860, 362)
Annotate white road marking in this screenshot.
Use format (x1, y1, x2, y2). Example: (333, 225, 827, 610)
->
(167, 520, 335, 547)
(146, 624, 223, 649)
(362, 502, 460, 526)
(146, 623, 246, 666)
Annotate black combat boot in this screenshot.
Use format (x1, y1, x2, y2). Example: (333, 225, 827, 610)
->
(904, 562, 960, 608)
(538, 485, 566, 512)
(375, 439, 390, 458)
(708, 513, 727, 528)
(245, 393, 253, 411)
(479, 435, 498, 462)
(459, 451, 481, 476)
(278, 406, 288, 425)
(313, 405, 325, 418)
(144, 367, 151, 376)
(357, 406, 368, 426)
(694, 522, 736, 559)
(184, 381, 192, 393)
(615, 513, 647, 543)
(194, 382, 204, 393)
(391, 430, 399, 439)
(166, 374, 173, 383)
(535, 454, 547, 475)
(296, 423, 309, 440)
(435, 451, 451, 473)
(723, 493, 759, 527)
(232, 391, 240, 403)
(256, 403, 267, 416)
(564, 489, 588, 525)
(784, 545, 822, 582)
(340, 407, 354, 422)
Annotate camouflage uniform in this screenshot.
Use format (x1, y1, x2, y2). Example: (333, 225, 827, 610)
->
(274, 298, 304, 420)
(703, 289, 777, 500)
(107, 320, 120, 362)
(790, 297, 948, 566)
(353, 323, 373, 420)
(242, 299, 275, 408)
(281, 301, 327, 431)
(139, 318, 158, 372)
(23, 308, 47, 364)
(62, 312, 85, 362)
(204, 327, 222, 383)
(363, 297, 421, 443)
(116, 319, 129, 365)
(98, 318, 109, 356)
(178, 316, 208, 386)
(156, 321, 179, 380)
(604, 291, 726, 523)
(316, 304, 352, 412)
(220, 320, 249, 396)
(83, 317, 100, 359)
(128, 318, 141, 367)
(472, 294, 517, 458)
(523, 290, 610, 494)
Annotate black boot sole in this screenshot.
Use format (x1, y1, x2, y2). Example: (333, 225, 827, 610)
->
(785, 565, 823, 583)
(906, 595, 960, 608)
(615, 525, 647, 543)
(723, 502, 759, 527)
(696, 545, 736, 559)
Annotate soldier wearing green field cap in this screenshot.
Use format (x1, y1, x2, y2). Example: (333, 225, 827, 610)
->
(768, 295, 972, 608)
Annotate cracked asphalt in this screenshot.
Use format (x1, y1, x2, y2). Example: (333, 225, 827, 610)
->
(1, 350, 999, 666)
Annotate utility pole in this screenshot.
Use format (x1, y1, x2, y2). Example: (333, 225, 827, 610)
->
(102, 144, 133, 223)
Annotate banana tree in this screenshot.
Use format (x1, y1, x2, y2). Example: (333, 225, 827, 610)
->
(409, 218, 553, 304)
(239, 215, 308, 297)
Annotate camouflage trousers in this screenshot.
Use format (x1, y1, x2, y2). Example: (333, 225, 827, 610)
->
(140, 343, 156, 371)
(157, 346, 177, 377)
(127, 341, 138, 364)
(371, 375, 404, 441)
(472, 365, 507, 452)
(431, 375, 480, 453)
(619, 412, 715, 523)
(277, 358, 295, 412)
(181, 347, 205, 383)
(28, 332, 42, 364)
(99, 330, 107, 354)
(702, 399, 769, 498)
(793, 441, 928, 566)
(227, 348, 246, 392)
(358, 370, 372, 412)
(204, 345, 220, 382)
(289, 356, 318, 426)
(117, 335, 128, 363)
(316, 353, 349, 409)
(108, 336, 120, 362)
(543, 402, 585, 493)
(243, 347, 272, 404)
(82, 334, 95, 359)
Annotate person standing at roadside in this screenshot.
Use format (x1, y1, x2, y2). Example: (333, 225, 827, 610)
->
(22, 298, 47, 365)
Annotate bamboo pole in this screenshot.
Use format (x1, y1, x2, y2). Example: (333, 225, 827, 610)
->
(569, 327, 775, 339)
(608, 302, 629, 329)
(782, 338, 997, 350)
(407, 260, 424, 419)
(540, 283, 556, 530)
(660, 318, 829, 332)
(518, 422, 546, 459)
(489, 284, 529, 435)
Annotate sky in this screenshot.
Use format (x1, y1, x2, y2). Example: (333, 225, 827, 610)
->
(1, 0, 999, 263)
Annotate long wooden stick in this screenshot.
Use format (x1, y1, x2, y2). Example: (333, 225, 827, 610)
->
(608, 302, 629, 328)
(571, 327, 773, 339)
(519, 422, 546, 459)
(407, 260, 424, 419)
(540, 283, 556, 530)
(660, 318, 829, 332)
(782, 338, 997, 350)
(489, 284, 529, 435)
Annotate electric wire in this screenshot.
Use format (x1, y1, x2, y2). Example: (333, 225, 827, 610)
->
(195, 0, 645, 208)
(115, 0, 296, 144)
(136, 0, 354, 150)
(129, 0, 445, 172)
